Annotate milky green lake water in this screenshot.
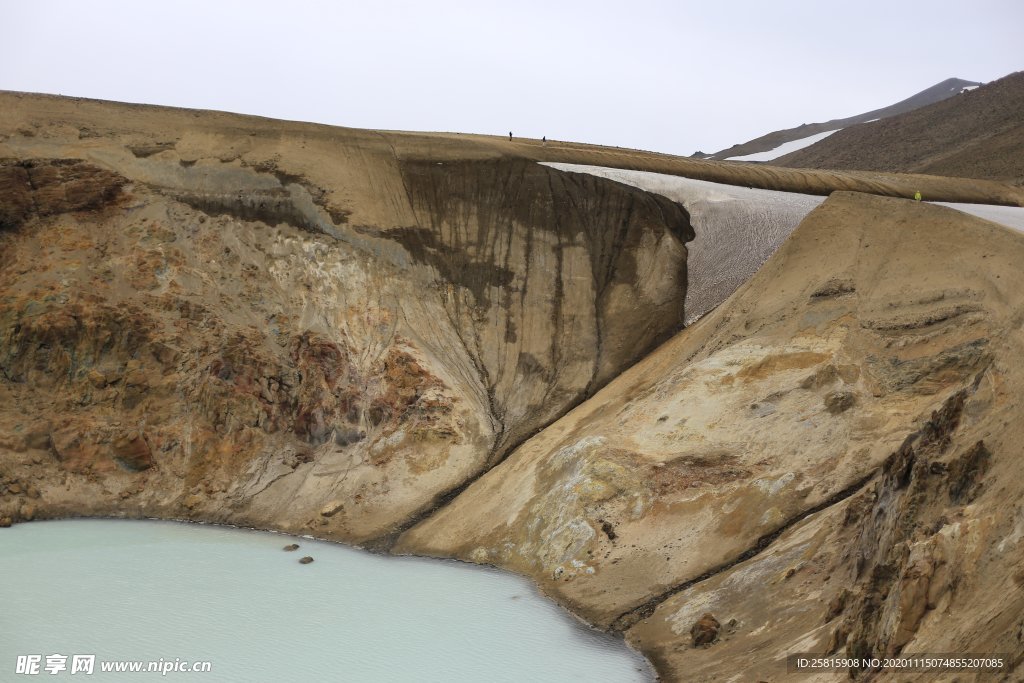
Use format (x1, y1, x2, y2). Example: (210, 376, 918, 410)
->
(0, 519, 652, 682)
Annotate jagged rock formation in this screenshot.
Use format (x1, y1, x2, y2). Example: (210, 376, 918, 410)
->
(3, 93, 1024, 681)
(777, 71, 1024, 184)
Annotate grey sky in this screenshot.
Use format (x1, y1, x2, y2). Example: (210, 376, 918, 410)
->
(2, 0, 1021, 156)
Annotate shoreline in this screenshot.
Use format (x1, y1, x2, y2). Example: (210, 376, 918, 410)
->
(2, 512, 660, 681)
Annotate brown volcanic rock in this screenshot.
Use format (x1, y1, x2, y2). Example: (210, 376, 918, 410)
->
(690, 613, 721, 646)
(111, 431, 154, 471)
(627, 388, 1024, 680)
(0, 163, 32, 229)
(0, 158, 125, 230)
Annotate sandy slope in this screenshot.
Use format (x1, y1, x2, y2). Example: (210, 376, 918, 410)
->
(399, 193, 1024, 679)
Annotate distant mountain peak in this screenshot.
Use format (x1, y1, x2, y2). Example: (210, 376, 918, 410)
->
(773, 71, 1024, 183)
(696, 77, 983, 162)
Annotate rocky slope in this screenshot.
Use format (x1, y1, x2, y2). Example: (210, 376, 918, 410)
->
(3, 93, 1024, 680)
(399, 192, 1024, 679)
(777, 71, 1024, 185)
(695, 77, 982, 161)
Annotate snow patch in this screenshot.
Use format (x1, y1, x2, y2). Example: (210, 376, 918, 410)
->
(724, 129, 840, 162)
(935, 202, 1024, 233)
(541, 163, 1024, 324)
(541, 163, 824, 322)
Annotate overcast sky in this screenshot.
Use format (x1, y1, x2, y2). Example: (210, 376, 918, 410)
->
(2, 0, 1021, 156)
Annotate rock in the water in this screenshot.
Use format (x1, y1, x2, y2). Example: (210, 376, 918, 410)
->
(283, 544, 299, 551)
(0, 517, 12, 528)
(298, 556, 314, 564)
(690, 613, 721, 646)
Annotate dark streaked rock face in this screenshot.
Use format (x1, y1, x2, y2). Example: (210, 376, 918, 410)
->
(394, 158, 694, 456)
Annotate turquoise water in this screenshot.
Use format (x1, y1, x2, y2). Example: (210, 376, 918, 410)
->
(0, 519, 652, 682)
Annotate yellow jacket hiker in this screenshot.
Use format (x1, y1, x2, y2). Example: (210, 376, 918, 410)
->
(914, 191, 922, 201)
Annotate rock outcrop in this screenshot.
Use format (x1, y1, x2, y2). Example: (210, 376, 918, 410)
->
(0, 158, 126, 230)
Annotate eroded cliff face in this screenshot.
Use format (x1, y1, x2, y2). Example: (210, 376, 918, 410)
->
(396, 159, 692, 455)
(0, 96, 692, 545)
(626, 382, 1024, 681)
(397, 193, 1024, 679)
